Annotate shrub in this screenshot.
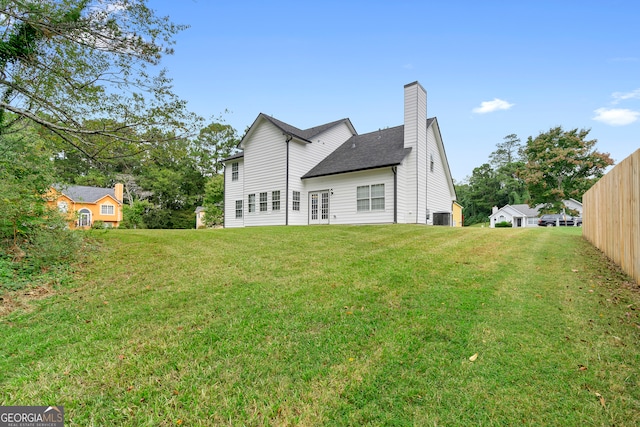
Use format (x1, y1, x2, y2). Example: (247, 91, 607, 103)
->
(495, 221, 513, 228)
(91, 220, 105, 229)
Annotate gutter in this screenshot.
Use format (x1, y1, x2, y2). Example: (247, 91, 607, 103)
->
(285, 134, 292, 225)
(392, 166, 398, 223)
(222, 163, 226, 228)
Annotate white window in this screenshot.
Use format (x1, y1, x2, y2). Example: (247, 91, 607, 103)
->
(357, 184, 385, 212)
(371, 184, 385, 210)
(430, 154, 435, 173)
(248, 194, 255, 213)
(231, 162, 238, 181)
(57, 201, 68, 213)
(259, 192, 267, 212)
(272, 191, 280, 211)
(357, 186, 370, 212)
(235, 200, 243, 218)
(293, 191, 300, 211)
(101, 204, 115, 215)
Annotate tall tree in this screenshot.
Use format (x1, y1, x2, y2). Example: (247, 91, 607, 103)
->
(193, 121, 239, 176)
(202, 174, 224, 226)
(489, 133, 523, 169)
(520, 126, 614, 212)
(0, 0, 200, 159)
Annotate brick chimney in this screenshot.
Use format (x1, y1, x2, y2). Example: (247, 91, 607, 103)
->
(114, 183, 124, 203)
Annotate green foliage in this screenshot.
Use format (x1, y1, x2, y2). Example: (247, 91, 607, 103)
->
(193, 121, 239, 176)
(202, 174, 224, 226)
(91, 220, 105, 229)
(494, 221, 512, 228)
(0, 0, 200, 159)
(0, 126, 84, 290)
(456, 134, 529, 226)
(120, 200, 151, 229)
(520, 127, 614, 212)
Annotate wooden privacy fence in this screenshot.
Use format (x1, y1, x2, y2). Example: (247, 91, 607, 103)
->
(583, 149, 639, 284)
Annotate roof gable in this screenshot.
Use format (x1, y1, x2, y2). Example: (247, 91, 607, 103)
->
(428, 118, 457, 200)
(241, 113, 355, 147)
(228, 114, 356, 162)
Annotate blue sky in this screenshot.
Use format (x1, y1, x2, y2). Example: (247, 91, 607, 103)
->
(151, 0, 640, 181)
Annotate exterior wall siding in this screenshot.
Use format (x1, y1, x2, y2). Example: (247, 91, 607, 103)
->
(287, 122, 354, 225)
(403, 82, 427, 223)
(304, 169, 395, 225)
(395, 161, 408, 223)
(243, 121, 287, 227)
(224, 158, 244, 228)
(223, 83, 457, 229)
(426, 125, 454, 217)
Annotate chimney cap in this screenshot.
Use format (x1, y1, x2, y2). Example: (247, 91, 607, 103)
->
(404, 81, 426, 92)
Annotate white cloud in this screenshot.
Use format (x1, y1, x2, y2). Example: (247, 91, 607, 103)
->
(592, 108, 640, 126)
(472, 98, 514, 114)
(611, 88, 640, 104)
(608, 57, 639, 63)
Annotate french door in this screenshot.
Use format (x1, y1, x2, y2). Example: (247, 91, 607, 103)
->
(309, 191, 330, 225)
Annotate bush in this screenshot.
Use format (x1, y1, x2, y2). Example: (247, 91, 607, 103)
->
(495, 221, 513, 228)
(91, 220, 105, 229)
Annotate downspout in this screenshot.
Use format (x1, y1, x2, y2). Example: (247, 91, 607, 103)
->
(285, 134, 292, 225)
(222, 163, 226, 228)
(425, 151, 428, 224)
(392, 166, 397, 223)
(415, 101, 419, 224)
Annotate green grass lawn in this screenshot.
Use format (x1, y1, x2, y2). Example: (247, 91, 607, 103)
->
(1, 225, 639, 426)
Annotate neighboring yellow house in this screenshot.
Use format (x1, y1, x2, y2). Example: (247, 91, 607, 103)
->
(47, 183, 124, 229)
(452, 201, 463, 227)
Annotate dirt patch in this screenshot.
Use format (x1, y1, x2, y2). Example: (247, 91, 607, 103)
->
(0, 284, 56, 318)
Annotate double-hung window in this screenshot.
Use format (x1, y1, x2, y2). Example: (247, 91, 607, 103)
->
(248, 194, 255, 213)
(272, 191, 280, 211)
(231, 162, 239, 181)
(292, 191, 300, 211)
(370, 184, 385, 210)
(357, 184, 385, 212)
(235, 200, 243, 218)
(259, 192, 268, 212)
(100, 204, 115, 215)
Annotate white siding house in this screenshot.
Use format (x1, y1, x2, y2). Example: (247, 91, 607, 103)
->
(488, 199, 584, 228)
(223, 82, 458, 227)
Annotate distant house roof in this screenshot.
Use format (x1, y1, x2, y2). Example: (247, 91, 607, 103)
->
(302, 125, 412, 179)
(508, 204, 542, 217)
(195, 206, 205, 213)
(54, 184, 118, 204)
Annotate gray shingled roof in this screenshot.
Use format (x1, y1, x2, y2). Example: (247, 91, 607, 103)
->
(509, 204, 542, 217)
(224, 151, 244, 161)
(55, 184, 116, 203)
(302, 125, 412, 179)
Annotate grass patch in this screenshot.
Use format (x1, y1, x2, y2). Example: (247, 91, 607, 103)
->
(1, 225, 639, 425)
